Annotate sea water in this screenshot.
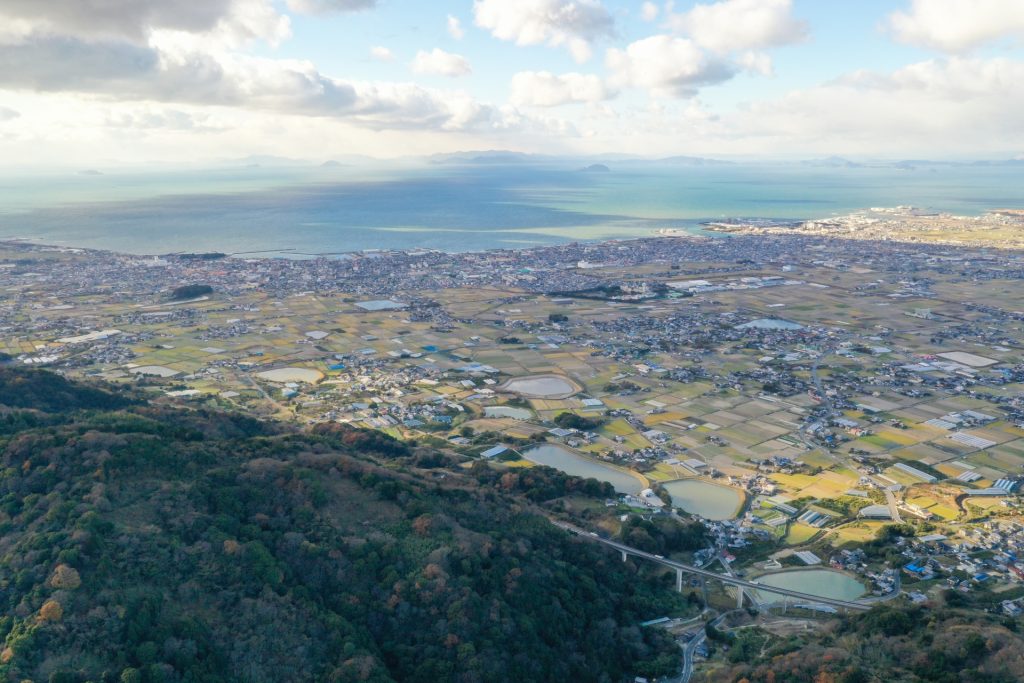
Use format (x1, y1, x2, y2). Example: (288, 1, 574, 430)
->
(1, 162, 1021, 256)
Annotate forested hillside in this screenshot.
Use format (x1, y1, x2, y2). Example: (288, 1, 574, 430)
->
(700, 604, 1024, 683)
(0, 369, 683, 683)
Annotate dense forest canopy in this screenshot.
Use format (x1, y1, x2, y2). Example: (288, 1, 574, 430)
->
(0, 369, 683, 683)
(5, 368, 1020, 683)
(701, 604, 1024, 683)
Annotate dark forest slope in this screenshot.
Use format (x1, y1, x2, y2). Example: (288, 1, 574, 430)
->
(0, 369, 683, 683)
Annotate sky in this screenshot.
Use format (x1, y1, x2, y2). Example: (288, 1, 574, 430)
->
(0, 0, 1022, 166)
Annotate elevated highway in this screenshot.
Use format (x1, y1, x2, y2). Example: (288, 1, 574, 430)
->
(554, 522, 874, 612)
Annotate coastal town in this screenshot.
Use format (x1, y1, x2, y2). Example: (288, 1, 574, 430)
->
(705, 205, 1024, 250)
(4, 216, 1024, 656)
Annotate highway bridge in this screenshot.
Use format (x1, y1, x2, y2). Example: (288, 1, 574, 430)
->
(554, 522, 874, 612)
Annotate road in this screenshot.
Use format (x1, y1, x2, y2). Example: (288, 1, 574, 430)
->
(809, 353, 838, 419)
(554, 522, 873, 611)
(667, 611, 735, 683)
(676, 625, 705, 683)
(718, 551, 759, 610)
(239, 372, 292, 418)
(882, 486, 904, 523)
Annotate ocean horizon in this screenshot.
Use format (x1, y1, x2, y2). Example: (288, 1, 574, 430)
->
(1, 162, 1021, 257)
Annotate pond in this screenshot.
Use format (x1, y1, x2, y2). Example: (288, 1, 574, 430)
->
(753, 569, 867, 604)
(523, 444, 644, 495)
(500, 375, 579, 398)
(662, 479, 743, 520)
(484, 406, 534, 420)
(129, 365, 180, 378)
(256, 367, 325, 384)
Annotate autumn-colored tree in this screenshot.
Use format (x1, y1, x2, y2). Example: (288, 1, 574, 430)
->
(48, 564, 81, 590)
(38, 600, 63, 622)
(412, 514, 433, 536)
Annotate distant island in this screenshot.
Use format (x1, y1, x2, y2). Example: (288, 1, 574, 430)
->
(579, 163, 611, 173)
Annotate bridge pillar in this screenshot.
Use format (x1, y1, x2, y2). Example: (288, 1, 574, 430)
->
(675, 568, 683, 593)
(701, 578, 708, 606)
(737, 586, 745, 609)
(621, 550, 628, 562)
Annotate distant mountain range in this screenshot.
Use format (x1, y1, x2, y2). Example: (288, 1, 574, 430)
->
(216, 151, 1024, 171)
(423, 150, 734, 167)
(802, 156, 1024, 169)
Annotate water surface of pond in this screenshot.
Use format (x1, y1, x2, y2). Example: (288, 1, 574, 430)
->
(663, 479, 743, 520)
(256, 368, 325, 384)
(502, 375, 578, 398)
(523, 444, 643, 495)
(754, 569, 866, 604)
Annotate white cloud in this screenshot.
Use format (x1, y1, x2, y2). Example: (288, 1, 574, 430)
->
(286, 0, 377, 14)
(669, 0, 807, 53)
(0, 35, 493, 131)
(490, 105, 579, 137)
(411, 48, 472, 78)
(606, 35, 735, 97)
(0, 37, 161, 90)
(447, 15, 465, 40)
(0, 92, 584, 164)
(559, 56, 1024, 156)
(888, 0, 1024, 52)
(102, 107, 223, 133)
(640, 2, 659, 22)
(473, 0, 614, 63)
(738, 51, 773, 77)
(4, 0, 1020, 160)
(370, 46, 394, 62)
(0, 0, 291, 46)
(509, 71, 612, 107)
(723, 57, 1024, 154)
(0, 0, 507, 133)
(0, 0, 589, 161)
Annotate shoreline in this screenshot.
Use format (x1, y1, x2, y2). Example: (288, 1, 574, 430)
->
(0, 232, 702, 262)
(5, 202, 1024, 261)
